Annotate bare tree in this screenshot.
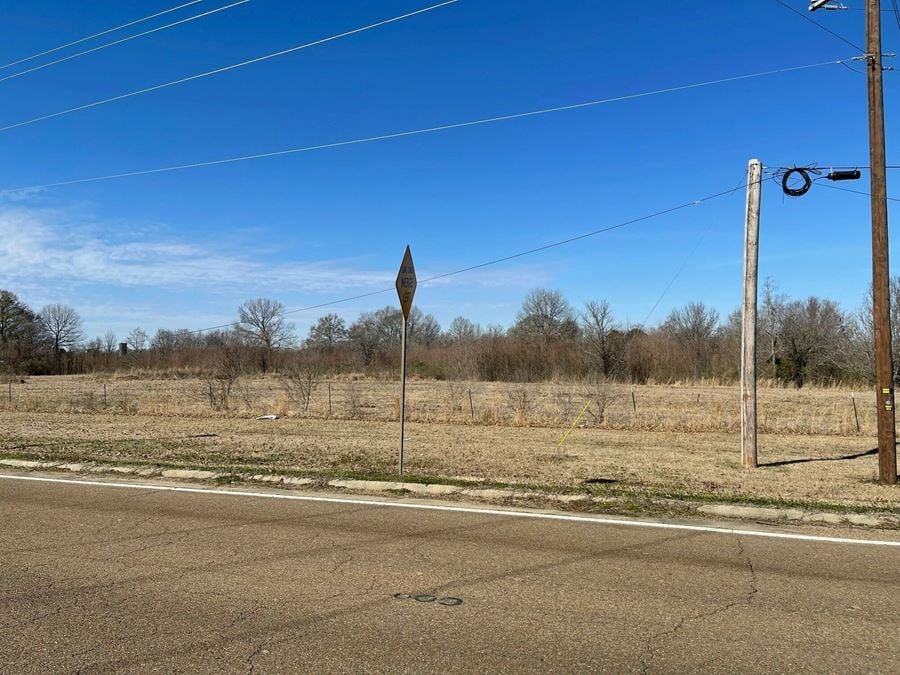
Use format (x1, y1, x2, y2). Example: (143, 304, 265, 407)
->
(0, 290, 44, 371)
(661, 302, 719, 379)
(39, 304, 83, 371)
(235, 298, 295, 373)
(408, 309, 442, 347)
(850, 276, 900, 384)
(779, 297, 847, 388)
(446, 316, 481, 342)
(0, 291, 35, 347)
(624, 327, 653, 384)
(126, 327, 148, 351)
(203, 338, 243, 410)
(103, 331, 118, 354)
(150, 328, 178, 354)
(581, 300, 620, 377)
(446, 316, 481, 378)
(372, 307, 403, 346)
(280, 353, 322, 412)
(761, 278, 786, 379)
(510, 289, 578, 344)
(306, 313, 348, 351)
(348, 311, 381, 366)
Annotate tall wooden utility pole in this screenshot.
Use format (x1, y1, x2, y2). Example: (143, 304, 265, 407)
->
(741, 159, 762, 469)
(866, 0, 897, 484)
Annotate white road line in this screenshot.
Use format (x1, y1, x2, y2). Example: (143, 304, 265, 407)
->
(1, 473, 898, 548)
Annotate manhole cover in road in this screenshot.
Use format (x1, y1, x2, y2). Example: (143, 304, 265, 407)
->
(393, 593, 463, 607)
(437, 597, 463, 606)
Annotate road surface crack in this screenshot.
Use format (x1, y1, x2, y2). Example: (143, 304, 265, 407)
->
(229, 603, 263, 629)
(640, 537, 760, 673)
(736, 536, 760, 605)
(330, 548, 353, 574)
(0, 603, 64, 631)
(246, 639, 268, 674)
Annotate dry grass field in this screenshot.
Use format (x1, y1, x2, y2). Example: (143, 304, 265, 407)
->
(0, 373, 881, 435)
(0, 375, 896, 512)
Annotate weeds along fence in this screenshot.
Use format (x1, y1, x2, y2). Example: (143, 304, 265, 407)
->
(0, 376, 879, 437)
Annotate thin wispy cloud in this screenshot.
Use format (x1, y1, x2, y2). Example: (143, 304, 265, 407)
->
(0, 206, 541, 298)
(0, 187, 44, 202)
(0, 206, 391, 292)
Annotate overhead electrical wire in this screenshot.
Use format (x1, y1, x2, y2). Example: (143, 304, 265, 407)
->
(1, 57, 853, 195)
(839, 5, 900, 10)
(764, 165, 900, 198)
(182, 181, 750, 335)
(839, 60, 866, 74)
(817, 181, 900, 201)
(639, 173, 755, 326)
(0, 0, 252, 85)
(764, 164, 900, 170)
(178, 172, 893, 337)
(0, 1, 205, 72)
(769, 0, 866, 52)
(639, 232, 710, 327)
(0, 0, 460, 134)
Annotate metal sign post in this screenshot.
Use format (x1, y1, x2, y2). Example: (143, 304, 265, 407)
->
(395, 245, 417, 475)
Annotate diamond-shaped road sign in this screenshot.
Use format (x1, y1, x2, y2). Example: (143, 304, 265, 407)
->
(395, 245, 417, 320)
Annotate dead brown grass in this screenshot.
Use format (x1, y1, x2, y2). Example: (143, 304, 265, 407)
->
(0, 376, 894, 511)
(0, 375, 880, 437)
(0, 419, 895, 512)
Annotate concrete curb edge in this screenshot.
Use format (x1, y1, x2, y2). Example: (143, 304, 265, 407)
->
(1, 457, 896, 529)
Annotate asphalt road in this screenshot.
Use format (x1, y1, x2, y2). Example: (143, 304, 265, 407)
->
(1, 473, 898, 674)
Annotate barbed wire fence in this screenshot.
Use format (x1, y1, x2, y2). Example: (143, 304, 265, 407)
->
(0, 375, 876, 437)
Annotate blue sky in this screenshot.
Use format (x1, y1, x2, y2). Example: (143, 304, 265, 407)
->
(0, 0, 897, 342)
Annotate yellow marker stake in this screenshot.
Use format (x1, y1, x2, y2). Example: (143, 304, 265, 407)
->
(556, 401, 592, 453)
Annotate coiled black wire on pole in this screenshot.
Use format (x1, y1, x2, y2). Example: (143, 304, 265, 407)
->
(772, 166, 822, 197)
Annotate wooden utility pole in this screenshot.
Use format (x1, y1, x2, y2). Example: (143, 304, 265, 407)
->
(741, 158, 762, 469)
(866, 0, 897, 484)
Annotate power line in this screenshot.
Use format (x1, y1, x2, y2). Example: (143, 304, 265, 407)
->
(640, 232, 708, 327)
(640, 174, 755, 326)
(770, 0, 866, 52)
(0, 0, 459, 134)
(838, 5, 900, 10)
(418, 187, 744, 285)
(184, 181, 749, 335)
(0, 1, 205, 72)
(0, 1, 251, 85)
(763, 165, 900, 172)
(817, 181, 900, 201)
(1, 57, 852, 195)
(839, 60, 866, 75)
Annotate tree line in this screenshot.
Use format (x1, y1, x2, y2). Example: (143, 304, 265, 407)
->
(1, 281, 896, 388)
